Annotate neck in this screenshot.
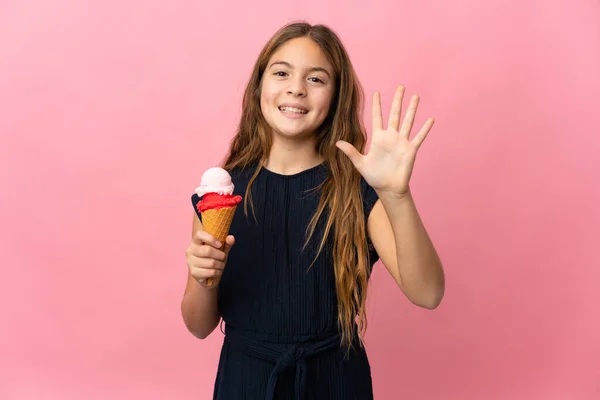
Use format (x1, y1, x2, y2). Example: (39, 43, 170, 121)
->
(264, 134, 323, 175)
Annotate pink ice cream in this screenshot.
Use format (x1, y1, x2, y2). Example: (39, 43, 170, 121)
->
(195, 167, 235, 197)
(194, 167, 242, 212)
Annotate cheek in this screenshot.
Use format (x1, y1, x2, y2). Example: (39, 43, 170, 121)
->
(315, 93, 334, 116)
(259, 86, 273, 114)
(260, 81, 278, 104)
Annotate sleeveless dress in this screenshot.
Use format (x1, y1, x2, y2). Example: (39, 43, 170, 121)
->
(192, 162, 380, 400)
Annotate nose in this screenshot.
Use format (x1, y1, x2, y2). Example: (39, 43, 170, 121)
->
(286, 77, 306, 97)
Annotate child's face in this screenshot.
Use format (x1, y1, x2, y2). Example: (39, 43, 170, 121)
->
(260, 37, 335, 141)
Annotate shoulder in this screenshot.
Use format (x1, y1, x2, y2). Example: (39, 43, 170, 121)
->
(360, 177, 379, 217)
(228, 165, 253, 180)
(228, 164, 258, 189)
(358, 178, 381, 265)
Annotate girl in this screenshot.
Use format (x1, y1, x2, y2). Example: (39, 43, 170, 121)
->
(182, 21, 445, 399)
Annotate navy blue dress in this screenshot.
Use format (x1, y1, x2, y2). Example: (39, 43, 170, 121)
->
(192, 163, 380, 400)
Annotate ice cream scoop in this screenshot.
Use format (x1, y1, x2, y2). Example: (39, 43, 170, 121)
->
(195, 167, 235, 197)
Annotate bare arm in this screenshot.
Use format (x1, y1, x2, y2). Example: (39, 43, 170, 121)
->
(368, 193, 445, 309)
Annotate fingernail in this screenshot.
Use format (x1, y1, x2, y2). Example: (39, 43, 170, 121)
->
(215, 241, 222, 248)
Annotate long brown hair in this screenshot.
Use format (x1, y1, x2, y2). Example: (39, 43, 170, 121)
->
(223, 22, 371, 349)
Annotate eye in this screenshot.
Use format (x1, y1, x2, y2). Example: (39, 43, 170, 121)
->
(274, 71, 288, 77)
(309, 77, 324, 84)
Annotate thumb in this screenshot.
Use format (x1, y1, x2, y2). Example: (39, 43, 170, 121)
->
(336, 140, 363, 168)
(223, 235, 236, 255)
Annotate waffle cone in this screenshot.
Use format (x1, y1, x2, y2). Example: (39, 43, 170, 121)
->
(200, 205, 237, 244)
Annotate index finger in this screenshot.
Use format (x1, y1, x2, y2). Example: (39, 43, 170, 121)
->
(193, 229, 221, 248)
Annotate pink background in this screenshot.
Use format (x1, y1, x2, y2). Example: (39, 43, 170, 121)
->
(1, 0, 599, 399)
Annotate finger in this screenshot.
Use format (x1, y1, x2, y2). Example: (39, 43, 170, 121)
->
(387, 85, 405, 131)
(412, 117, 435, 148)
(193, 229, 221, 248)
(192, 266, 224, 282)
(372, 91, 383, 132)
(189, 255, 226, 271)
(190, 244, 226, 262)
(223, 235, 236, 255)
(336, 140, 364, 169)
(400, 95, 419, 139)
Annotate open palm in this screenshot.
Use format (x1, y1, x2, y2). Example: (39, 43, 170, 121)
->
(336, 85, 435, 197)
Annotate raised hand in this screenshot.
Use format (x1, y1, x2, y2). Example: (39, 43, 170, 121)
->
(336, 85, 435, 198)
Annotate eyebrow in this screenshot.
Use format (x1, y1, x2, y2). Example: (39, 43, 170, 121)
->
(268, 61, 331, 78)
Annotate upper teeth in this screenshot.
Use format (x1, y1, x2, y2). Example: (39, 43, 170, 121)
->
(280, 107, 307, 114)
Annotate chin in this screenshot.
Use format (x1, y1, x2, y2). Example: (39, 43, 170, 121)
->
(267, 122, 311, 140)
(273, 128, 314, 140)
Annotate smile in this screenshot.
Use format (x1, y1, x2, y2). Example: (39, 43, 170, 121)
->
(278, 106, 308, 115)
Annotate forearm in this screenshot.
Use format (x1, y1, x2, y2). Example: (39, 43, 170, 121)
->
(181, 278, 221, 339)
(379, 190, 445, 308)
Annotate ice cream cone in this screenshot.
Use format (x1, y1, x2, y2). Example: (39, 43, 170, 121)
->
(201, 205, 237, 244)
(200, 205, 237, 286)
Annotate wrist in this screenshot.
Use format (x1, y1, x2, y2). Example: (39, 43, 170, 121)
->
(377, 188, 412, 203)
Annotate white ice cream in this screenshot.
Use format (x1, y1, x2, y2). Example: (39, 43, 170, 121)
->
(194, 167, 235, 197)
